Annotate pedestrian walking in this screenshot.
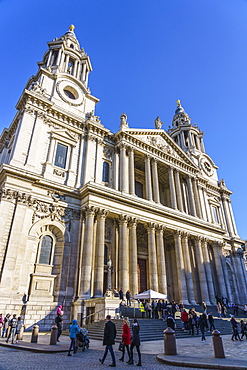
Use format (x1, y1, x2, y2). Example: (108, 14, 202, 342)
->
(15, 316, 24, 343)
(126, 290, 131, 306)
(208, 311, 215, 331)
(240, 320, 247, 340)
(119, 288, 124, 300)
(6, 314, 18, 344)
(2, 314, 10, 338)
(55, 313, 63, 342)
(198, 314, 207, 342)
(230, 315, 242, 341)
(99, 315, 117, 367)
(68, 319, 80, 356)
(128, 319, 141, 366)
(119, 317, 131, 363)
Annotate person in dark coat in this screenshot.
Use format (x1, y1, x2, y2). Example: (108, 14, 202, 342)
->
(208, 312, 215, 331)
(198, 314, 207, 342)
(230, 315, 242, 341)
(166, 312, 175, 330)
(128, 318, 141, 366)
(55, 313, 63, 341)
(119, 289, 124, 300)
(99, 315, 117, 367)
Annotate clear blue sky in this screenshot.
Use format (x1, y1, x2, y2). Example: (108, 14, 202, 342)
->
(0, 0, 246, 240)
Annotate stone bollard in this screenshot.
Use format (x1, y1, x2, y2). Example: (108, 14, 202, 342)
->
(164, 327, 177, 355)
(50, 325, 58, 345)
(212, 330, 225, 358)
(31, 325, 39, 343)
(17, 325, 24, 340)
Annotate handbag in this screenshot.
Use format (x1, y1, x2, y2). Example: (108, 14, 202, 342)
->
(118, 342, 124, 352)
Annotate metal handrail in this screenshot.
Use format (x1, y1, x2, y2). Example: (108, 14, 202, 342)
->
(81, 307, 117, 329)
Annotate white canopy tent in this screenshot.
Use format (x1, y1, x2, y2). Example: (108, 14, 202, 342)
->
(133, 289, 168, 300)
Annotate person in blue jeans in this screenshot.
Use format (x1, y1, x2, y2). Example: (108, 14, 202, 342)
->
(99, 315, 117, 367)
(68, 319, 80, 356)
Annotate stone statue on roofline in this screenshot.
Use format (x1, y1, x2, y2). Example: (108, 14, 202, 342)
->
(120, 113, 128, 129)
(154, 116, 163, 129)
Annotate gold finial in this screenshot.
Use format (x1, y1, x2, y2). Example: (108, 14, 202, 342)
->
(69, 24, 75, 32)
(176, 99, 181, 107)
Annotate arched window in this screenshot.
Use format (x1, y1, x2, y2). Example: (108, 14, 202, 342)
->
(102, 161, 110, 183)
(39, 235, 53, 265)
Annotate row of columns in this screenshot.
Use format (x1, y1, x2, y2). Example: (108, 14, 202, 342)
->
(78, 207, 243, 304)
(115, 144, 203, 219)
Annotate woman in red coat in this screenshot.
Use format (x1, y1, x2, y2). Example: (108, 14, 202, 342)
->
(119, 317, 131, 362)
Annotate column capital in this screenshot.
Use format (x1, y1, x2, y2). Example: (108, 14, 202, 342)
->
(195, 235, 203, 244)
(128, 217, 139, 228)
(84, 205, 96, 217)
(181, 230, 190, 239)
(155, 224, 165, 232)
(145, 222, 156, 232)
(96, 208, 108, 219)
(119, 214, 129, 224)
(174, 229, 182, 238)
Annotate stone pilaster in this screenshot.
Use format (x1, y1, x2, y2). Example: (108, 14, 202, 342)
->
(119, 143, 128, 193)
(94, 209, 108, 297)
(187, 176, 196, 216)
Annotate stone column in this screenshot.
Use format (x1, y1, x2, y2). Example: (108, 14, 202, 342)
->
(118, 215, 129, 293)
(198, 186, 207, 221)
(111, 219, 118, 290)
(75, 213, 85, 298)
(147, 223, 158, 291)
(174, 230, 189, 304)
(187, 176, 196, 216)
(192, 178, 202, 218)
(129, 147, 135, 195)
(152, 159, 160, 203)
(181, 233, 196, 305)
(169, 167, 177, 210)
(113, 148, 119, 191)
(212, 243, 228, 299)
(156, 225, 167, 295)
(222, 196, 234, 237)
(80, 206, 96, 298)
(128, 218, 138, 296)
(119, 144, 128, 193)
(201, 239, 215, 304)
(145, 155, 153, 201)
(94, 209, 108, 297)
(174, 170, 183, 212)
(95, 139, 105, 183)
(233, 249, 247, 303)
(194, 236, 211, 305)
(228, 200, 238, 236)
(220, 251, 233, 304)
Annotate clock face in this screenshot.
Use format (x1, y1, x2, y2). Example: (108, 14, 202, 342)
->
(200, 156, 214, 176)
(56, 80, 84, 106)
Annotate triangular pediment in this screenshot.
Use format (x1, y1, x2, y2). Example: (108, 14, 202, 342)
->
(123, 128, 197, 168)
(50, 129, 78, 145)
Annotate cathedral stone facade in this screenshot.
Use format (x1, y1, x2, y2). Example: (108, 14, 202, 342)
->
(0, 26, 247, 330)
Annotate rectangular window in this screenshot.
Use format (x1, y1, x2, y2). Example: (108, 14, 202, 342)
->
(212, 206, 219, 223)
(54, 143, 68, 169)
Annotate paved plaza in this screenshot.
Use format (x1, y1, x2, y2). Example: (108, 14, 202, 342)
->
(0, 332, 247, 370)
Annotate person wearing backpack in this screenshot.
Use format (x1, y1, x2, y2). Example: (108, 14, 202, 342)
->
(6, 314, 18, 344)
